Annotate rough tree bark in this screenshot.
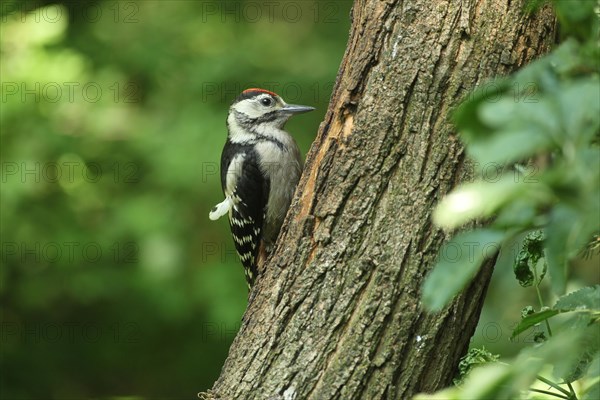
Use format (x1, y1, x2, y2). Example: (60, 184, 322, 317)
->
(208, 0, 555, 399)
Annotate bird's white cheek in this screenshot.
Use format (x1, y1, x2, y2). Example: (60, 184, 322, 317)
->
(236, 101, 262, 119)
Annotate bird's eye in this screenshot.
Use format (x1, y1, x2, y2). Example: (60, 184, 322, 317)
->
(261, 97, 273, 106)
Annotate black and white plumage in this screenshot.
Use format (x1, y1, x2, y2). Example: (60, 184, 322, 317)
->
(209, 88, 314, 287)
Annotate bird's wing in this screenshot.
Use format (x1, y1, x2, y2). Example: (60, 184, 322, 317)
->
(221, 142, 270, 287)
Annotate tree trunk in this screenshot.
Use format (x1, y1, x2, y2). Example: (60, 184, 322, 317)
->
(208, 0, 556, 399)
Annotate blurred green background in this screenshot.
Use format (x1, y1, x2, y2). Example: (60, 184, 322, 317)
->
(1, 1, 350, 398)
(1, 1, 597, 399)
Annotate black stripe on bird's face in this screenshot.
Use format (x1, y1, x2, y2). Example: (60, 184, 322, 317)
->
(233, 110, 281, 127)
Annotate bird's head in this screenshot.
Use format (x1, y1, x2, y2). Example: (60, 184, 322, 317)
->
(229, 88, 315, 132)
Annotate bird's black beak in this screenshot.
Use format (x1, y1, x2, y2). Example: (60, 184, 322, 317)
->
(280, 104, 315, 114)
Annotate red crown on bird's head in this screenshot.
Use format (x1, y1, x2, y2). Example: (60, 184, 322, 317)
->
(242, 88, 278, 97)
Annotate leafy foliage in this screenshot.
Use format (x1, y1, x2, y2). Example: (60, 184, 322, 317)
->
(514, 230, 546, 287)
(422, 229, 506, 311)
(582, 355, 600, 400)
(511, 309, 559, 339)
(512, 285, 600, 338)
(554, 285, 600, 312)
(416, 329, 587, 400)
(419, 0, 599, 398)
(423, 0, 599, 313)
(453, 347, 500, 386)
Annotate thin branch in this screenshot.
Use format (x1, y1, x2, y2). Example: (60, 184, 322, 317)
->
(529, 388, 569, 399)
(537, 376, 572, 397)
(533, 263, 553, 336)
(566, 382, 577, 400)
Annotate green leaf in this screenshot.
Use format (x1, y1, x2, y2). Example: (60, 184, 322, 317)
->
(554, 319, 600, 383)
(468, 128, 553, 165)
(544, 38, 585, 77)
(422, 230, 506, 311)
(513, 230, 546, 287)
(514, 257, 534, 287)
(558, 78, 600, 144)
(545, 206, 576, 294)
(545, 206, 598, 294)
(511, 309, 559, 339)
(453, 78, 510, 142)
(554, 285, 600, 312)
(512, 49, 559, 91)
(514, 328, 583, 388)
(459, 364, 515, 400)
(553, 0, 599, 42)
(420, 329, 585, 400)
(584, 381, 600, 400)
(582, 355, 600, 400)
(480, 97, 560, 136)
(494, 199, 537, 228)
(461, 330, 581, 399)
(477, 97, 518, 129)
(521, 305, 535, 319)
(454, 347, 500, 386)
(512, 287, 600, 339)
(433, 177, 525, 230)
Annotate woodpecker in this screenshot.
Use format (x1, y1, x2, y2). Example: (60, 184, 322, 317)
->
(209, 88, 314, 287)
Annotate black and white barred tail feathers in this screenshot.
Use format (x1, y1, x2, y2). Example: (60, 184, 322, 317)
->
(220, 140, 270, 286)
